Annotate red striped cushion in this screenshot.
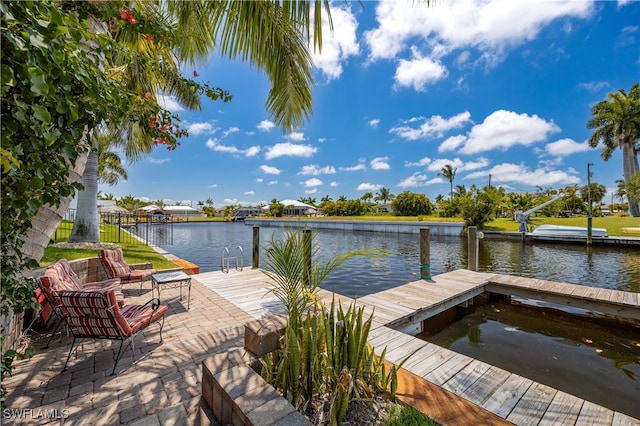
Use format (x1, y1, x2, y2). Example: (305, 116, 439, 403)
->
(100, 248, 132, 279)
(83, 278, 124, 306)
(52, 289, 166, 338)
(53, 290, 127, 338)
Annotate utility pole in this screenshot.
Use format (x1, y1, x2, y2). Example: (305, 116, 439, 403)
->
(587, 163, 594, 246)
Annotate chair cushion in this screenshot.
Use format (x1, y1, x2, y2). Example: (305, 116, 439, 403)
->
(52, 289, 130, 337)
(39, 259, 83, 293)
(100, 248, 133, 279)
(83, 278, 124, 306)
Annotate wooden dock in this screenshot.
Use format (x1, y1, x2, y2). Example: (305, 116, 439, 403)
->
(194, 268, 640, 425)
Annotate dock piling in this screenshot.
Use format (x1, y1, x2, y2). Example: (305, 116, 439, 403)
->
(420, 227, 432, 280)
(252, 226, 259, 269)
(468, 226, 479, 271)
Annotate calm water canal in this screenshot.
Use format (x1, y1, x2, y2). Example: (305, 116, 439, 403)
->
(157, 222, 640, 297)
(156, 222, 640, 417)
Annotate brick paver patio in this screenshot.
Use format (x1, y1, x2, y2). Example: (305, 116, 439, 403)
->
(3, 279, 254, 425)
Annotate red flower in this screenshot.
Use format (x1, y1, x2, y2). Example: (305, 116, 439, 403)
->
(143, 35, 154, 42)
(193, 70, 199, 77)
(119, 8, 137, 24)
(145, 92, 152, 99)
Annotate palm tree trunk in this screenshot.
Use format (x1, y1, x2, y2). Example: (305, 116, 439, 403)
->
(68, 150, 101, 243)
(21, 152, 88, 262)
(622, 141, 640, 216)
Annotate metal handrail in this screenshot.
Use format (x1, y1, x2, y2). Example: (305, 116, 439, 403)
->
(221, 246, 243, 273)
(235, 246, 244, 271)
(221, 247, 230, 273)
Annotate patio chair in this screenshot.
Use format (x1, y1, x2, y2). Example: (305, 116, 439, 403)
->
(36, 259, 124, 345)
(99, 248, 156, 288)
(51, 289, 168, 375)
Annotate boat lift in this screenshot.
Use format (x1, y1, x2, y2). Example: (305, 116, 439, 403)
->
(221, 246, 244, 273)
(514, 194, 564, 232)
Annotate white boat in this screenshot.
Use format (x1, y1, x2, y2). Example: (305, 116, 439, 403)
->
(530, 224, 608, 238)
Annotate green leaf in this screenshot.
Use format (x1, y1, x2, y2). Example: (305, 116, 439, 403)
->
(1, 64, 15, 91)
(28, 67, 48, 96)
(32, 105, 51, 123)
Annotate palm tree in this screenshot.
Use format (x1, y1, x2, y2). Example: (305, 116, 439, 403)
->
(68, 131, 129, 242)
(587, 83, 640, 216)
(438, 164, 457, 200)
(28, 0, 334, 252)
(374, 187, 394, 204)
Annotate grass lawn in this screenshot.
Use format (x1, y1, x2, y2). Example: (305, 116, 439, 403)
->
(484, 215, 639, 236)
(41, 221, 176, 269)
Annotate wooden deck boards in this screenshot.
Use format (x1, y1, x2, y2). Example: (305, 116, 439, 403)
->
(193, 268, 640, 425)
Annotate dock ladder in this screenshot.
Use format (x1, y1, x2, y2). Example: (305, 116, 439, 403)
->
(221, 246, 244, 273)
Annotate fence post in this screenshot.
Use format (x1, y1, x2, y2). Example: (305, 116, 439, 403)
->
(252, 226, 259, 269)
(420, 228, 432, 280)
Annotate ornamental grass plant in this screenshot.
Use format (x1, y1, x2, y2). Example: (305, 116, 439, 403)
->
(259, 229, 418, 425)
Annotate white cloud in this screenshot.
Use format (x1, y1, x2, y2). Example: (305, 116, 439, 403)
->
(438, 135, 467, 152)
(365, 0, 593, 67)
(208, 184, 218, 188)
(465, 163, 580, 187)
(223, 127, 240, 137)
(187, 122, 217, 136)
(369, 119, 380, 128)
(299, 165, 337, 175)
(224, 198, 238, 204)
(257, 120, 275, 132)
(390, 111, 472, 141)
(288, 132, 306, 141)
(427, 157, 490, 172)
(311, 4, 360, 80)
(578, 81, 610, 92)
(357, 183, 382, 191)
(544, 138, 591, 157)
(330, 181, 338, 187)
(398, 172, 427, 188)
(340, 160, 366, 172)
(268, 180, 278, 185)
(371, 157, 391, 170)
(245, 146, 261, 157)
(440, 110, 560, 154)
(394, 47, 447, 91)
(157, 95, 184, 112)
(405, 157, 431, 167)
(259, 165, 281, 175)
(305, 188, 319, 195)
(149, 157, 170, 164)
(265, 142, 317, 160)
(318, 137, 328, 143)
(256, 178, 263, 183)
(206, 138, 260, 157)
(303, 178, 323, 188)
(244, 191, 255, 195)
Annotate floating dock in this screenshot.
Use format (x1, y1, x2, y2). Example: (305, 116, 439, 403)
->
(194, 268, 640, 425)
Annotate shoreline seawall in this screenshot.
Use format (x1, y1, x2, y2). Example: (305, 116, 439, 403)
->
(244, 219, 466, 236)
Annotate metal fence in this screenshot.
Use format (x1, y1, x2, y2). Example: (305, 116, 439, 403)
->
(58, 210, 174, 246)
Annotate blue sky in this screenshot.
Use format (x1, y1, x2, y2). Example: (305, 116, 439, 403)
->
(103, 0, 640, 208)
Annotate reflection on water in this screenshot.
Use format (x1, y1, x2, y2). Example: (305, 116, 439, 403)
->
(423, 301, 640, 418)
(154, 222, 640, 297)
